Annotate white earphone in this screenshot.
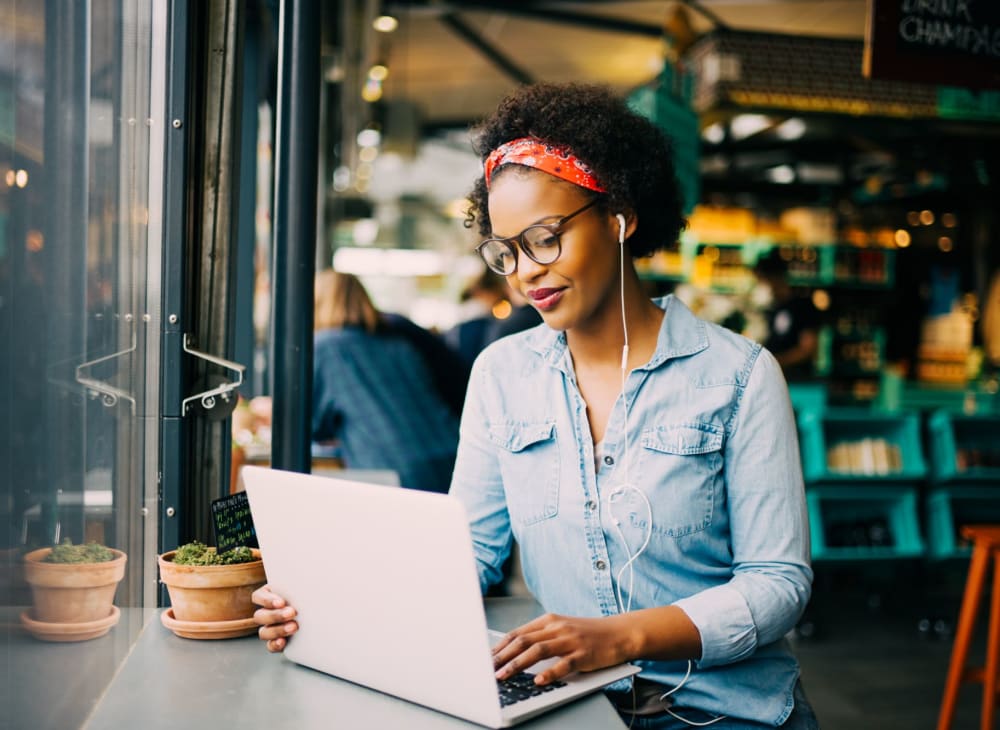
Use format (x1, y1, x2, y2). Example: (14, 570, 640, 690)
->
(605, 208, 722, 726)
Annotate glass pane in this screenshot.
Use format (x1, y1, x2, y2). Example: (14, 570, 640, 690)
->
(2, 2, 164, 726)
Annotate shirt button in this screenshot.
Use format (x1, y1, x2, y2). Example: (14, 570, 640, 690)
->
(604, 455, 614, 466)
(585, 500, 597, 511)
(595, 560, 607, 571)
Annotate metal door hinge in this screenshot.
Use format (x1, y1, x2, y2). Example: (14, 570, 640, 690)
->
(181, 334, 245, 417)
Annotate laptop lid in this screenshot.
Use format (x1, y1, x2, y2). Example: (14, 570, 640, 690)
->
(242, 466, 638, 728)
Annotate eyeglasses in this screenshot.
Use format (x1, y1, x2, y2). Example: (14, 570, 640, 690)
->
(476, 198, 599, 276)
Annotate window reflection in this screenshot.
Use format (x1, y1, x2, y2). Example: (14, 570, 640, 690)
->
(2, 2, 163, 727)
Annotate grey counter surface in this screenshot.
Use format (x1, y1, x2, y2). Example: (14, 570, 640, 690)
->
(79, 598, 627, 730)
(3, 605, 155, 730)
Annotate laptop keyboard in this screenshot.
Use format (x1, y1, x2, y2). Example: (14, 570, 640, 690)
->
(497, 672, 568, 707)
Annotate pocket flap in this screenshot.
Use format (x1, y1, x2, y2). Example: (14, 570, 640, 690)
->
(489, 422, 556, 452)
(642, 422, 723, 455)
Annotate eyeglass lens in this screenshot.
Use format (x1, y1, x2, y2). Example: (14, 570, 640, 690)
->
(478, 198, 597, 276)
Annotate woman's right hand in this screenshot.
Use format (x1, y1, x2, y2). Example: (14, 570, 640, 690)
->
(252, 584, 298, 653)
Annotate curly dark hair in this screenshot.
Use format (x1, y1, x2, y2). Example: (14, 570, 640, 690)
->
(464, 82, 686, 258)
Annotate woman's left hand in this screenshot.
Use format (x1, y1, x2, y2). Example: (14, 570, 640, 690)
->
(491, 613, 634, 685)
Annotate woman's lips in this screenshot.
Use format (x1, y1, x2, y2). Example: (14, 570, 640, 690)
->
(527, 288, 565, 311)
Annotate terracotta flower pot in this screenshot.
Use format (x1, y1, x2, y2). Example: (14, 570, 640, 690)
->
(23, 547, 127, 624)
(158, 549, 265, 623)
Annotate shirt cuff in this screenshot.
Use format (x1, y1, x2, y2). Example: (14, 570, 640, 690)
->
(673, 584, 757, 667)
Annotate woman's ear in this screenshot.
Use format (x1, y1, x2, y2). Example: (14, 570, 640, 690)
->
(611, 211, 637, 244)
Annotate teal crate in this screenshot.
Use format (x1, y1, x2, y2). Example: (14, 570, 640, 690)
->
(878, 377, 1000, 415)
(798, 408, 927, 483)
(927, 410, 1000, 483)
(926, 487, 1000, 559)
(807, 485, 925, 561)
(787, 383, 827, 416)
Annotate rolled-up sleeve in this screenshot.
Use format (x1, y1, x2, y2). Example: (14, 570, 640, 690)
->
(674, 348, 813, 668)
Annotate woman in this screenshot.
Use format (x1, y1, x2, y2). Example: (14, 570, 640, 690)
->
(311, 269, 459, 492)
(256, 84, 816, 729)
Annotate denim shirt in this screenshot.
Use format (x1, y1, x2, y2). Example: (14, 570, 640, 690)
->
(449, 295, 813, 726)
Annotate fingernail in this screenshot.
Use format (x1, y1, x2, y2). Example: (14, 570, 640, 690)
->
(284, 622, 296, 633)
(282, 607, 295, 618)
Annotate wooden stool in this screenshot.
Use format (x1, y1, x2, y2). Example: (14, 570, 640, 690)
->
(938, 525, 1000, 730)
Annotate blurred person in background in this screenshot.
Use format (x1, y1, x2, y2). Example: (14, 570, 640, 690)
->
(445, 267, 542, 367)
(379, 299, 470, 419)
(311, 270, 460, 492)
(753, 249, 820, 381)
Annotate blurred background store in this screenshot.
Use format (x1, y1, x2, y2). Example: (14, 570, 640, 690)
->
(3, 1, 1000, 728)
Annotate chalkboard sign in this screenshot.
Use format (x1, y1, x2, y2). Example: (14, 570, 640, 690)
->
(864, 0, 1000, 89)
(211, 491, 259, 553)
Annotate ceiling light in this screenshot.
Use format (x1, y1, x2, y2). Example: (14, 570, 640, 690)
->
(368, 64, 389, 82)
(15, 169, 28, 188)
(774, 118, 806, 141)
(919, 209, 935, 225)
(356, 128, 381, 148)
(894, 229, 911, 248)
(333, 166, 351, 192)
(373, 14, 398, 33)
(938, 236, 953, 252)
(942, 212, 958, 227)
(361, 78, 383, 102)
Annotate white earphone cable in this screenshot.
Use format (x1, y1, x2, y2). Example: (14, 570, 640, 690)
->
(610, 214, 649, 615)
(609, 215, 725, 727)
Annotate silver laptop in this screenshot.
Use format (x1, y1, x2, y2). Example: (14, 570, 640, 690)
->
(242, 466, 639, 728)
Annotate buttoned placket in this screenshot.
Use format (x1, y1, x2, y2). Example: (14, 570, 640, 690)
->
(568, 355, 656, 618)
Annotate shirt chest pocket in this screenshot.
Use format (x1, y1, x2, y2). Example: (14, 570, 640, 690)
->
(637, 422, 723, 538)
(489, 421, 560, 527)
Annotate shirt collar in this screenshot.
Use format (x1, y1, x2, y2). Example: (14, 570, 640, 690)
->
(525, 294, 710, 371)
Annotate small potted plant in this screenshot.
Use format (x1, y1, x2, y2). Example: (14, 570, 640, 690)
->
(21, 539, 127, 642)
(158, 540, 265, 639)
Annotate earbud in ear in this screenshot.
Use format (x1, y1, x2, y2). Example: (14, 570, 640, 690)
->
(616, 214, 626, 245)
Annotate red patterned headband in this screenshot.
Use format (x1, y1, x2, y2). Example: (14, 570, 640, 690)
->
(483, 137, 606, 193)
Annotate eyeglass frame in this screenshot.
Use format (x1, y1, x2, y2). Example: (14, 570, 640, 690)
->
(475, 197, 601, 276)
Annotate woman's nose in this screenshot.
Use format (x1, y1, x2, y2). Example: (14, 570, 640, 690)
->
(515, 247, 547, 282)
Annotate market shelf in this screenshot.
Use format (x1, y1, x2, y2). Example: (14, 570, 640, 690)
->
(787, 382, 827, 416)
(927, 410, 1000, 484)
(797, 408, 927, 484)
(925, 487, 1000, 559)
(807, 485, 925, 561)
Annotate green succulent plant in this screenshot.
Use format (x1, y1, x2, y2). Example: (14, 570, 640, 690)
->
(43, 539, 116, 564)
(171, 541, 256, 566)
